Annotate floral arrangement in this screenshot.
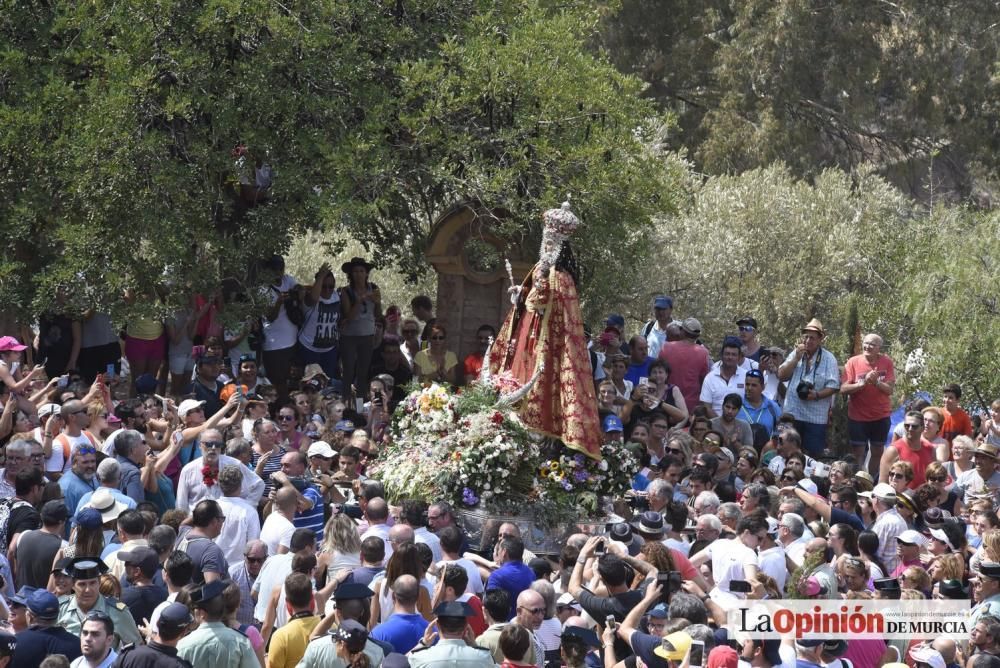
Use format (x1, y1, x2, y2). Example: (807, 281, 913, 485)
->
(369, 378, 639, 523)
(201, 465, 218, 487)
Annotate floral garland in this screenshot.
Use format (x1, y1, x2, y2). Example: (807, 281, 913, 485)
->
(202, 465, 218, 488)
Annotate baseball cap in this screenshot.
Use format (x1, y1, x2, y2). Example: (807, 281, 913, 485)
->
(605, 314, 625, 331)
(896, 529, 927, 547)
(910, 646, 945, 668)
(307, 441, 336, 458)
(796, 479, 818, 496)
(119, 546, 160, 576)
(654, 631, 692, 660)
(871, 483, 897, 501)
(680, 318, 702, 336)
(41, 500, 69, 524)
(0, 337, 27, 352)
(603, 414, 623, 433)
(735, 316, 758, 329)
(38, 403, 61, 419)
(561, 625, 601, 648)
(334, 420, 356, 433)
(158, 602, 195, 632)
(929, 528, 955, 551)
(26, 588, 59, 620)
(75, 507, 104, 530)
(707, 646, 738, 668)
(654, 296, 673, 310)
(177, 399, 206, 418)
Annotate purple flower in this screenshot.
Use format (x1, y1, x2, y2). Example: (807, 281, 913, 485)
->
(573, 470, 588, 483)
(462, 487, 479, 506)
(562, 480, 573, 491)
(574, 454, 585, 466)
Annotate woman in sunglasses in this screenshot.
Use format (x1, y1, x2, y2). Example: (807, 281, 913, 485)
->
(413, 325, 458, 387)
(916, 461, 963, 516)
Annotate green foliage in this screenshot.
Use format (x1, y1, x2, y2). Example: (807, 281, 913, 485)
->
(0, 0, 681, 328)
(600, 1, 1000, 200)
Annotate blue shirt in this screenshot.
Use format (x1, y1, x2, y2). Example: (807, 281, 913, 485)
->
(293, 486, 325, 544)
(59, 471, 97, 520)
(831, 506, 866, 532)
(371, 611, 429, 654)
(625, 357, 656, 386)
(740, 396, 782, 437)
(486, 561, 535, 619)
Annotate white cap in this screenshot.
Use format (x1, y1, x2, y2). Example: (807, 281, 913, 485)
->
(796, 479, 818, 496)
(910, 646, 945, 668)
(930, 528, 955, 551)
(897, 529, 927, 547)
(872, 483, 897, 501)
(38, 403, 61, 419)
(307, 441, 336, 459)
(177, 399, 206, 418)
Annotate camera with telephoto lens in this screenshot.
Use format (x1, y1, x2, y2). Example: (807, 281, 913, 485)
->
(796, 381, 815, 400)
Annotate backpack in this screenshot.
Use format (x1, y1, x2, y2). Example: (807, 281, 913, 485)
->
(748, 402, 780, 450)
(0, 498, 32, 553)
(270, 285, 306, 327)
(641, 320, 656, 338)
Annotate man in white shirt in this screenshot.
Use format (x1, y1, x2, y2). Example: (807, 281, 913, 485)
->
(756, 518, 787, 591)
(259, 486, 297, 555)
(776, 513, 808, 568)
(175, 428, 264, 511)
(401, 500, 443, 563)
(360, 498, 393, 559)
(436, 526, 484, 595)
(688, 515, 765, 598)
(699, 338, 747, 417)
(215, 465, 261, 566)
(251, 528, 316, 625)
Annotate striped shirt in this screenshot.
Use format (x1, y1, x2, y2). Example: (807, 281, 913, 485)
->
(293, 486, 325, 544)
(251, 446, 287, 498)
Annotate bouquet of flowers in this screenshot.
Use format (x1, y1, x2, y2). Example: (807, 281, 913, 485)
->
(370, 377, 634, 522)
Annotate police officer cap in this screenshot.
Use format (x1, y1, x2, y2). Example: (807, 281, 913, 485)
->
(872, 577, 901, 591)
(190, 579, 227, 607)
(26, 588, 60, 620)
(0, 631, 15, 657)
(980, 562, 1000, 580)
(68, 557, 109, 580)
(433, 600, 474, 618)
(334, 582, 374, 602)
(939, 579, 969, 599)
(561, 625, 601, 648)
(158, 602, 195, 631)
(333, 619, 369, 652)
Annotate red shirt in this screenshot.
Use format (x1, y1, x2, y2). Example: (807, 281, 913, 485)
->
(658, 342, 710, 412)
(842, 354, 895, 421)
(463, 352, 485, 381)
(891, 437, 936, 488)
(941, 406, 973, 443)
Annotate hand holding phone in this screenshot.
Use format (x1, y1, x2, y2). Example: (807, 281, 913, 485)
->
(688, 640, 705, 668)
(595, 539, 606, 558)
(605, 614, 617, 632)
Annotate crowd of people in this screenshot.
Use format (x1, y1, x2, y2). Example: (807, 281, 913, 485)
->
(0, 258, 999, 668)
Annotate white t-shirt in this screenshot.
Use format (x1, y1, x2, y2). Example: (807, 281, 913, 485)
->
(261, 275, 300, 351)
(298, 293, 341, 353)
(260, 512, 295, 555)
(50, 431, 93, 473)
(437, 557, 485, 595)
(757, 545, 788, 591)
(706, 537, 758, 594)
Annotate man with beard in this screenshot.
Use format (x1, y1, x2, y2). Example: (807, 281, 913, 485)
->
(58, 442, 99, 515)
(175, 428, 264, 511)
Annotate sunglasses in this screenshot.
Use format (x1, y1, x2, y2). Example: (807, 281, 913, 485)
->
(278, 415, 296, 421)
(904, 423, 923, 430)
(245, 556, 265, 564)
(781, 475, 796, 482)
(667, 448, 683, 455)
(888, 472, 905, 479)
(430, 335, 446, 341)
(86, 610, 112, 622)
(739, 325, 755, 332)
(518, 606, 545, 615)
(75, 446, 97, 455)
(201, 441, 224, 449)
(927, 475, 947, 483)
(746, 370, 764, 379)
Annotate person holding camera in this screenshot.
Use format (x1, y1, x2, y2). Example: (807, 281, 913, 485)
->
(777, 319, 841, 456)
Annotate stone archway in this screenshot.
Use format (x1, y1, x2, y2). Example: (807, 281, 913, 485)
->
(425, 202, 534, 366)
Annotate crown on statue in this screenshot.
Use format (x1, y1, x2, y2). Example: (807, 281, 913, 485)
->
(542, 201, 580, 240)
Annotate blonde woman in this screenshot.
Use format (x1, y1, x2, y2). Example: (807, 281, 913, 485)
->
(928, 553, 965, 582)
(886, 460, 914, 494)
(318, 512, 363, 584)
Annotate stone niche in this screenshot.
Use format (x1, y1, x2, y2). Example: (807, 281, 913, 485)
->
(425, 203, 534, 365)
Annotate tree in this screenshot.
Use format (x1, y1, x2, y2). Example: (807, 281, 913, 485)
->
(0, 0, 683, 327)
(600, 1, 1000, 201)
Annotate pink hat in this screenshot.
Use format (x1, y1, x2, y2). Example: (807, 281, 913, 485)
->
(0, 337, 27, 352)
(707, 646, 739, 668)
